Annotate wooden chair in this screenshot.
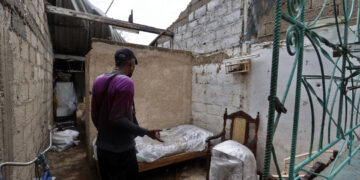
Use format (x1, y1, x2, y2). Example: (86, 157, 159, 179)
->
(205, 108, 260, 178)
(206, 108, 259, 155)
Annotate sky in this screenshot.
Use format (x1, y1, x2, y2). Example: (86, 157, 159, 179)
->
(88, 0, 191, 45)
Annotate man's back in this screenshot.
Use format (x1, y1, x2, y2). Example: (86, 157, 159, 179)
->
(93, 48, 162, 180)
(91, 71, 146, 153)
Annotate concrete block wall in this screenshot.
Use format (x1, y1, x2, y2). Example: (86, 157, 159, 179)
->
(158, 0, 243, 56)
(0, 1, 53, 179)
(85, 40, 193, 163)
(191, 52, 251, 134)
(156, 0, 246, 136)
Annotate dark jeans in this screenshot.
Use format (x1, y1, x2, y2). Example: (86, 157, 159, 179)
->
(97, 147, 139, 180)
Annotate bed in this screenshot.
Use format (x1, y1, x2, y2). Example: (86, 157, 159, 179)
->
(136, 124, 213, 172)
(93, 109, 260, 176)
(93, 125, 214, 172)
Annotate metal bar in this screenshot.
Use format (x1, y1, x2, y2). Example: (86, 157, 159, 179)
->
(294, 138, 342, 173)
(0, 130, 52, 169)
(262, 0, 283, 178)
(288, 1, 306, 179)
(327, 143, 360, 179)
(45, 5, 174, 37)
(294, 123, 360, 173)
(329, 139, 347, 174)
(263, 0, 360, 179)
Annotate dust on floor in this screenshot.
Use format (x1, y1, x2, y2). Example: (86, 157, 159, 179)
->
(46, 142, 98, 180)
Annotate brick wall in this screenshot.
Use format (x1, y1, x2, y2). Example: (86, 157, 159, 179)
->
(0, 1, 53, 179)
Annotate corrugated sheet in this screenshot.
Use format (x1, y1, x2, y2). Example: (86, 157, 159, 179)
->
(49, 0, 125, 56)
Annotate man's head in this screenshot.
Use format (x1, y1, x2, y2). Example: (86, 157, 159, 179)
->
(114, 48, 138, 77)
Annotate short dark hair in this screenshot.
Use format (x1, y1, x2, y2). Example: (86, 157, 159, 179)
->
(114, 48, 138, 67)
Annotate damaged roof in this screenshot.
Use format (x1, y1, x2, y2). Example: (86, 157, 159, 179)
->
(48, 0, 125, 56)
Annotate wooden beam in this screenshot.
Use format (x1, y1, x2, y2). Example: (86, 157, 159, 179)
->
(45, 5, 174, 37)
(149, 31, 166, 46)
(55, 54, 85, 61)
(138, 150, 208, 172)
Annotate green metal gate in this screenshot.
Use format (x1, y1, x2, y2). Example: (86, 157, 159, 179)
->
(262, 0, 360, 179)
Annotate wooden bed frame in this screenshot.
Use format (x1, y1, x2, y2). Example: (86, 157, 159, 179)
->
(138, 150, 208, 172)
(137, 108, 260, 175)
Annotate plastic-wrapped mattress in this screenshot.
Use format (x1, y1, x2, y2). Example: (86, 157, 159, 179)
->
(93, 124, 213, 163)
(209, 140, 257, 180)
(135, 124, 213, 163)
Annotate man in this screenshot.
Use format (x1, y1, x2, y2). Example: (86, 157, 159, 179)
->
(91, 48, 163, 180)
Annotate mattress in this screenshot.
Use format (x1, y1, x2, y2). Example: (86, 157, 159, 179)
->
(135, 124, 213, 163)
(92, 124, 213, 163)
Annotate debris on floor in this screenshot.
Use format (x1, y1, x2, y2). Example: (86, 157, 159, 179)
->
(51, 129, 80, 152)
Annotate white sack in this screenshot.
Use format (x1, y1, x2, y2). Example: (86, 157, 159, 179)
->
(210, 140, 257, 180)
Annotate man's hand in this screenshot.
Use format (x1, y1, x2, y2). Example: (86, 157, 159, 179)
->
(146, 130, 164, 143)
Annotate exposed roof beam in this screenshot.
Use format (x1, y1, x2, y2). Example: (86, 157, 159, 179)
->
(149, 31, 166, 46)
(46, 5, 174, 37)
(55, 54, 85, 61)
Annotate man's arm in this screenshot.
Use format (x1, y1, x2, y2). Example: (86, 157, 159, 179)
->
(111, 115, 147, 137)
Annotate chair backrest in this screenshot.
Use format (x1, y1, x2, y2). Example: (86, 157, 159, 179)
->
(220, 109, 260, 156)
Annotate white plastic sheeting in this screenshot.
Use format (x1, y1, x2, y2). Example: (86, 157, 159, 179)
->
(93, 125, 213, 162)
(135, 124, 213, 163)
(51, 129, 80, 152)
(209, 140, 257, 180)
(55, 82, 77, 117)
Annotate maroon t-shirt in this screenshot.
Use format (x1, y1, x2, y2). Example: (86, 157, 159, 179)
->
(91, 71, 147, 153)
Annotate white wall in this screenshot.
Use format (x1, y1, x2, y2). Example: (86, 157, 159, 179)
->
(192, 62, 244, 133)
(246, 24, 359, 171)
(160, 0, 360, 174)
